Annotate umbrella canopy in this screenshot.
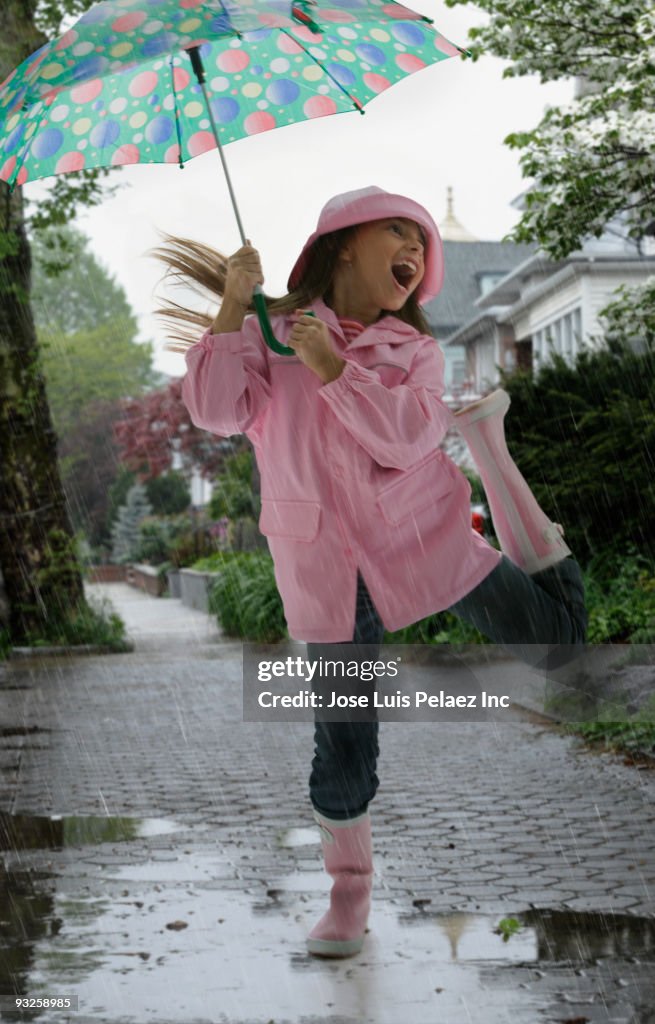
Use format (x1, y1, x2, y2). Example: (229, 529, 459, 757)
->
(0, 0, 466, 191)
(0, 0, 468, 354)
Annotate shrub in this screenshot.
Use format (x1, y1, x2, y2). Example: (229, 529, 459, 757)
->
(384, 610, 489, 645)
(145, 472, 190, 515)
(167, 514, 218, 568)
(131, 514, 206, 566)
(209, 449, 260, 520)
(227, 516, 268, 552)
(384, 550, 655, 646)
(24, 594, 130, 651)
(566, 693, 655, 758)
(208, 551, 287, 643)
(583, 549, 655, 643)
(134, 518, 174, 564)
(190, 552, 226, 572)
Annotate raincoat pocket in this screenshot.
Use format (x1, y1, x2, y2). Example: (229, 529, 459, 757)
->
(258, 499, 321, 541)
(376, 451, 454, 526)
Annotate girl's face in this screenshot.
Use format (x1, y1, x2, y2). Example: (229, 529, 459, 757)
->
(338, 217, 426, 314)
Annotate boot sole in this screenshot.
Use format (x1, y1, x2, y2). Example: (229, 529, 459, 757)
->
(306, 935, 364, 957)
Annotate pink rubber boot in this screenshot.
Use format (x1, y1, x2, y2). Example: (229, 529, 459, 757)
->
(306, 810, 373, 958)
(455, 389, 572, 574)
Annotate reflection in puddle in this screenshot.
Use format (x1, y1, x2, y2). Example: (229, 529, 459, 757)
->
(0, 812, 188, 852)
(521, 907, 655, 962)
(399, 905, 655, 964)
(400, 908, 536, 961)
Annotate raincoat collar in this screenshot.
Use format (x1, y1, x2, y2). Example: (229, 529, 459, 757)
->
(310, 297, 422, 349)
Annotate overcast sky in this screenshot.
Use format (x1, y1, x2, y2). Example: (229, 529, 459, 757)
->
(23, 1, 573, 376)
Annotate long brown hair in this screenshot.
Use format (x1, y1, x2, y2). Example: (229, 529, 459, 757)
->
(150, 225, 431, 351)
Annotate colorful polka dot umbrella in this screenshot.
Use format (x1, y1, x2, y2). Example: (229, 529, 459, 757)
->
(0, 0, 468, 353)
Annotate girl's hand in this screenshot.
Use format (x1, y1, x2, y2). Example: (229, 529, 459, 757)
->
(223, 240, 264, 308)
(287, 311, 346, 383)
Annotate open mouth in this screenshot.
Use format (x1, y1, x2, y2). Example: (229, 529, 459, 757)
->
(391, 260, 419, 292)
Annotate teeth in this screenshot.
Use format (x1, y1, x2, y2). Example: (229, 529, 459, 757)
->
(394, 260, 417, 274)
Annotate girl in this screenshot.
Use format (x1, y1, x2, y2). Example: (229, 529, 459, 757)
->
(153, 185, 586, 959)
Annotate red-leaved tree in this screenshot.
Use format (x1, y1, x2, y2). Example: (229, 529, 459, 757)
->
(113, 378, 246, 482)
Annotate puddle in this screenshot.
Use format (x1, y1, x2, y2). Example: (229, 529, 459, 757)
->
(277, 827, 318, 848)
(521, 907, 655, 962)
(0, 812, 189, 852)
(99, 850, 237, 883)
(0, 874, 543, 1023)
(399, 904, 655, 963)
(1, 854, 655, 1024)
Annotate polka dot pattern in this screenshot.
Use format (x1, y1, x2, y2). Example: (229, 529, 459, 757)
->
(0, 0, 463, 189)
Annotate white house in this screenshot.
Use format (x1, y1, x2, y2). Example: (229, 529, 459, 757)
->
(425, 189, 537, 398)
(442, 205, 655, 393)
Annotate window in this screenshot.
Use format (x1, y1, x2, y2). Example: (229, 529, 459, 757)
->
(562, 313, 573, 360)
(452, 359, 467, 385)
(573, 308, 582, 354)
(478, 273, 508, 297)
(533, 308, 582, 367)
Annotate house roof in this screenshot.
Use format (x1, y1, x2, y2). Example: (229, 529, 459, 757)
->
(495, 257, 655, 327)
(424, 240, 538, 339)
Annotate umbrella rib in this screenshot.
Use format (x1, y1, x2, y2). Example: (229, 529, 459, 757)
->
(8, 122, 37, 194)
(279, 29, 364, 113)
(170, 57, 185, 170)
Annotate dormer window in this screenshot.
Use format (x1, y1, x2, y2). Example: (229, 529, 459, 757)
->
(477, 273, 507, 297)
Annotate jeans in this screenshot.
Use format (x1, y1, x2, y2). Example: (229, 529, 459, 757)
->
(307, 556, 587, 820)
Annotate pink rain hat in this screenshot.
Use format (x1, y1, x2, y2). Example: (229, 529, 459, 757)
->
(287, 185, 444, 304)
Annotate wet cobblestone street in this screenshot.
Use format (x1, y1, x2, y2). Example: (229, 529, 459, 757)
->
(1, 584, 654, 1023)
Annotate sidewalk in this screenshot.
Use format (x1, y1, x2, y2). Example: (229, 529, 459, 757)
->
(0, 584, 654, 1023)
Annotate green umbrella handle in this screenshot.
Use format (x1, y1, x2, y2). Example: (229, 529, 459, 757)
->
(253, 285, 295, 356)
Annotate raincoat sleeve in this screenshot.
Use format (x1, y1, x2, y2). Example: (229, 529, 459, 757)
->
(182, 316, 272, 437)
(317, 336, 453, 469)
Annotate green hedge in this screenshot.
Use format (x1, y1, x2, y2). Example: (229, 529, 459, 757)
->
(204, 546, 654, 646)
(208, 551, 287, 643)
(499, 342, 655, 566)
(386, 552, 655, 645)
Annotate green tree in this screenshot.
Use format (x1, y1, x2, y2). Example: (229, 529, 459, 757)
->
(145, 472, 191, 516)
(30, 225, 137, 336)
(33, 228, 159, 547)
(34, 227, 158, 428)
(40, 321, 157, 438)
(0, 0, 120, 642)
(446, 0, 655, 335)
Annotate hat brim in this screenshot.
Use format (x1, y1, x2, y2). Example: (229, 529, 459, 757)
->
(287, 190, 444, 305)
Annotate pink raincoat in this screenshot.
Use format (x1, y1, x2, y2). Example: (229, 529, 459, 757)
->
(182, 297, 502, 641)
